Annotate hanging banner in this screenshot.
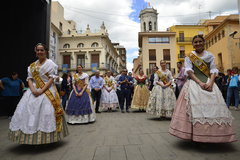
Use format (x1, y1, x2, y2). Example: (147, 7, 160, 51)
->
(91, 63, 98, 72)
(62, 64, 68, 73)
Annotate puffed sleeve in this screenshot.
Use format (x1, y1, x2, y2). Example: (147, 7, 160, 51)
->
(184, 56, 194, 76)
(133, 77, 137, 85)
(209, 55, 219, 74)
(84, 74, 89, 85)
(153, 73, 159, 86)
(111, 77, 117, 89)
(72, 74, 76, 84)
(103, 78, 107, 86)
(48, 61, 58, 79)
(168, 70, 173, 81)
(26, 66, 33, 82)
(145, 77, 149, 85)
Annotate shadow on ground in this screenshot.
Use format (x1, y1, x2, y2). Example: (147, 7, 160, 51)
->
(173, 140, 238, 153)
(7, 141, 68, 155)
(147, 117, 172, 121)
(130, 110, 147, 113)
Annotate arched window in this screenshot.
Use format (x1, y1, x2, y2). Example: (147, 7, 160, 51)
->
(63, 43, 70, 48)
(91, 42, 99, 47)
(149, 21, 152, 31)
(143, 22, 146, 31)
(77, 43, 84, 48)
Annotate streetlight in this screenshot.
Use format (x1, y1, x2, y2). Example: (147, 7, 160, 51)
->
(229, 31, 240, 39)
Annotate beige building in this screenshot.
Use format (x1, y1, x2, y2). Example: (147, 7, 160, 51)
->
(51, 1, 126, 75)
(133, 7, 177, 76)
(203, 15, 240, 73)
(50, 1, 77, 63)
(58, 23, 120, 75)
(137, 32, 177, 76)
(112, 43, 127, 73)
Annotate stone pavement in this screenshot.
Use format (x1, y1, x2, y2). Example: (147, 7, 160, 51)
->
(0, 108, 239, 160)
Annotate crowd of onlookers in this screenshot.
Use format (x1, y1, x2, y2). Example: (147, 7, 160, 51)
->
(215, 67, 240, 110)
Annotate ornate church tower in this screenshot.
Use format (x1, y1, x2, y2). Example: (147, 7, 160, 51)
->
(139, 7, 158, 32)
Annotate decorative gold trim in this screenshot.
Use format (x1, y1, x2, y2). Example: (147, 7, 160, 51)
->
(30, 62, 63, 132)
(187, 52, 210, 77)
(104, 76, 114, 88)
(156, 70, 168, 84)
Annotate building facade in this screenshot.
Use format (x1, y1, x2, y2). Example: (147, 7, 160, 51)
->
(139, 7, 158, 32)
(113, 43, 127, 73)
(133, 7, 176, 77)
(50, 1, 77, 63)
(169, 25, 208, 63)
(138, 32, 177, 76)
(51, 1, 125, 76)
(204, 15, 240, 73)
(58, 24, 119, 76)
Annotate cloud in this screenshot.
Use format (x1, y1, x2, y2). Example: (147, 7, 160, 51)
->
(127, 49, 139, 60)
(55, 0, 238, 72)
(127, 62, 133, 72)
(56, 0, 140, 72)
(56, 0, 139, 49)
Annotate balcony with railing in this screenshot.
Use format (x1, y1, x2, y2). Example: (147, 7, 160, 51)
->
(58, 62, 118, 73)
(176, 37, 192, 43)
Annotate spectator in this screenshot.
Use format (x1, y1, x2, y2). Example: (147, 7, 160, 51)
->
(0, 72, 24, 118)
(226, 67, 240, 110)
(60, 73, 70, 110)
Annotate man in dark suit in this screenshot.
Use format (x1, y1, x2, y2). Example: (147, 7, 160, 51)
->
(118, 69, 133, 113)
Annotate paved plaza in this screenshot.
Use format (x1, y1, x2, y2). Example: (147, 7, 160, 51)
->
(0, 108, 239, 160)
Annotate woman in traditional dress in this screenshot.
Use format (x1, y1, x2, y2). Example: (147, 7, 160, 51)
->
(147, 60, 176, 118)
(131, 69, 150, 111)
(65, 65, 96, 124)
(100, 71, 119, 112)
(8, 43, 69, 145)
(169, 35, 236, 143)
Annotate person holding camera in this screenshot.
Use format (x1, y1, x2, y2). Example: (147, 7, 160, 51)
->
(118, 69, 133, 113)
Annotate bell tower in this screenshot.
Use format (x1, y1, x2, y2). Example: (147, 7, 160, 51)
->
(139, 6, 158, 32)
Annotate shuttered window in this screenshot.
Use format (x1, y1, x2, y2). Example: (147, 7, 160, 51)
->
(149, 49, 156, 61)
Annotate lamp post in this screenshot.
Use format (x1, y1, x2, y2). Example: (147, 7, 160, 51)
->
(229, 31, 240, 39)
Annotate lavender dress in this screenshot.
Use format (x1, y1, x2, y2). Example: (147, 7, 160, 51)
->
(66, 73, 96, 124)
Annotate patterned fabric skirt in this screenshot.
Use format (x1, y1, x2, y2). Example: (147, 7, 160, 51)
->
(8, 115, 69, 145)
(65, 88, 96, 124)
(131, 85, 150, 110)
(169, 80, 237, 143)
(146, 85, 176, 118)
(100, 87, 119, 111)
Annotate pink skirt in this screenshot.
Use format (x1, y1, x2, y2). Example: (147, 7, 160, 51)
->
(169, 84, 237, 143)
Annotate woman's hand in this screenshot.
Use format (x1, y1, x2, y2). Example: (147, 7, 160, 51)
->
(161, 85, 167, 89)
(32, 89, 42, 97)
(205, 83, 213, 92)
(75, 91, 79, 96)
(198, 82, 207, 90)
(156, 82, 163, 87)
(77, 91, 83, 97)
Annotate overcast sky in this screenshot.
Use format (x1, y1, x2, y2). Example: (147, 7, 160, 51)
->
(55, 0, 239, 71)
